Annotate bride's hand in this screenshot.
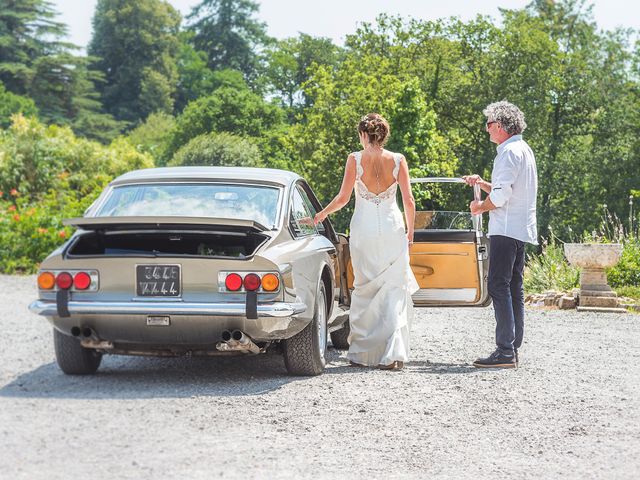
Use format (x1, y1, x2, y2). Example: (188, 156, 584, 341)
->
(314, 211, 327, 225)
(407, 231, 414, 247)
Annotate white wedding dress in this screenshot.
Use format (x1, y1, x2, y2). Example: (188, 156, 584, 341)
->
(347, 151, 419, 366)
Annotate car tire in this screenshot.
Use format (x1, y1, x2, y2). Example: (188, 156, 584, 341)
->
(330, 319, 350, 350)
(54, 329, 102, 375)
(283, 282, 328, 376)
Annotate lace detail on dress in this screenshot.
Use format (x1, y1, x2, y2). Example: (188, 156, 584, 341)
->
(354, 151, 364, 179)
(356, 180, 398, 204)
(392, 153, 401, 179)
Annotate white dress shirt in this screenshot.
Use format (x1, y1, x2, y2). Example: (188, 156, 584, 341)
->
(488, 134, 538, 244)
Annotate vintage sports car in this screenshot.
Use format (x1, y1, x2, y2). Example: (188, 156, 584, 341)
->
(29, 167, 489, 376)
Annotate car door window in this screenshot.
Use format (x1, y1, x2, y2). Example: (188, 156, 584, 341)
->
(297, 185, 326, 235)
(290, 187, 316, 237)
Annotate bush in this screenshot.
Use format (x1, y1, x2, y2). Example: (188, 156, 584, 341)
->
(0, 115, 154, 273)
(607, 239, 640, 288)
(168, 132, 262, 167)
(0, 85, 38, 128)
(164, 85, 284, 161)
(125, 112, 175, 161)
(0, 179, 104, 273)
(0, 115, 153, 198)
(523, 239, 579, 293)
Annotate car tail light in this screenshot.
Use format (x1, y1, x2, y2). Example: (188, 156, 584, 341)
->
(243, 273, 261, 291)
(219, 272, 281, 292)
(37, 269, 99, 291)
(73, 272, 91, 290)
(55, 272, 73, 290)
(261, 273, 279, 292)
(225, 273, 243, 291)
(38, 272, 56, 290)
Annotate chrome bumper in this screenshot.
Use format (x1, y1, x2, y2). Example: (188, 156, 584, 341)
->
(28, 300, 306, 318)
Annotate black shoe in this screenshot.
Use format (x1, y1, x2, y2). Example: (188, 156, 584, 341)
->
(473, 350, 516, 369)
(514, 348, 519, 366)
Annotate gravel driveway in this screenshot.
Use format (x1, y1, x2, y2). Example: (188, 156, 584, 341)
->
(1, 274, 639, 479)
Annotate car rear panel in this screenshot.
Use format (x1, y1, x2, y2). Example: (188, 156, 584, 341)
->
(38, 255, 283, 304)
(35, 253, 311, 345)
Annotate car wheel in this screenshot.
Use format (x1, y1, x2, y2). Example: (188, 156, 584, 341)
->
(283, 282, 327, 376)
(330, 319, 350, 350)
(54, 329, 102, 375)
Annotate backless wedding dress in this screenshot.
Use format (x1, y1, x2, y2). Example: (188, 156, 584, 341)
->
(347, 151, 419, 366)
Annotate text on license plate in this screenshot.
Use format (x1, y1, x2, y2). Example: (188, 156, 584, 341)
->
(136, 265, 181, 297)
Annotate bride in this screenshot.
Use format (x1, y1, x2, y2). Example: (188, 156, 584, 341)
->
(314, 113, 419, 370)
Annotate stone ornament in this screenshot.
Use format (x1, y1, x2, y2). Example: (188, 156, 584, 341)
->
(563, 243, 627, 313)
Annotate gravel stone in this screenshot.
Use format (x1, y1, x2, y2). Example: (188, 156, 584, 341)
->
(1, 274, 639, 479)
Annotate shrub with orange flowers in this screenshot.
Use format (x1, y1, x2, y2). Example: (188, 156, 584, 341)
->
(0, 182, 92, 272)
(0, 115, 154, 273)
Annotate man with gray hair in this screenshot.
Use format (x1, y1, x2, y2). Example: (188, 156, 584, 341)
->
(463, 101, 538, 368)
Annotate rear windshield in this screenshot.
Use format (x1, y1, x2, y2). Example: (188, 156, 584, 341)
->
(96, 183, 281, 228)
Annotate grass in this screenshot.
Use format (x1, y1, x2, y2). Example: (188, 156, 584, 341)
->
(523, 239, 579, 293)
(615, 285, 640, 302)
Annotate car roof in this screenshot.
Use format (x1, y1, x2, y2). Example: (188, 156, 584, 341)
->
(111, 166, 301, 187)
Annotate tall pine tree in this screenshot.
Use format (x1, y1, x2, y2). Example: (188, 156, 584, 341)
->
(0, 0, 68, 93)
(0, 0, 122, 141)
(187, 0, 271, 81)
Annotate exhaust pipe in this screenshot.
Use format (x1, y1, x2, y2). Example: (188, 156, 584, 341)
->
(77, 326, 112, 349)
(216, 330, 260, 354)
(82, 327, 94, 338)
(231, 330, 260, 354)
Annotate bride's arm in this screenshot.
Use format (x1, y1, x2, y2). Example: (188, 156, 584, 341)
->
(397, 155, 416, 244)
(313, 154, 356, 224)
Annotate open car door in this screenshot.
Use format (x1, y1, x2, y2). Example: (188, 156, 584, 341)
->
(409, 178, 490, 307)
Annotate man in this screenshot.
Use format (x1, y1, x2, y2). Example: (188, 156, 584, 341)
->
(463, 101, 538, 368)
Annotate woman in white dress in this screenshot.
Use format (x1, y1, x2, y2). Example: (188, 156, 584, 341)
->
(313, 113, 419, 370)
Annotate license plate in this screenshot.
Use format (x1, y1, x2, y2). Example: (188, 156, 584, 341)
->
(136, 265, 181, 297)
(147, 316, 171, 326)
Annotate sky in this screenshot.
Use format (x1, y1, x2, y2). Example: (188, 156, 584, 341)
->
(54, 0, 639, 51)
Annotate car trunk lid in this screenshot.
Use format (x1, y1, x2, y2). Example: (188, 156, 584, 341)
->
(64, 216, 269, 233)
(64, 216, 272, 260)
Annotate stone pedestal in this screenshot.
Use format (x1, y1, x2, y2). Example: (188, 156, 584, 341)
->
(563, 243, 627, 313)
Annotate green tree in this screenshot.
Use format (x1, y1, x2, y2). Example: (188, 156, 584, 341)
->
(264, 34, 343, 110)
(0, 82, 37, 128)
(28, 53, 124, 142)
(89, 0, 181, 125)
(165, 81, 284, 161)
(187, 0, 271, 81)
(0, 114, 153, 199)
(125, 111, 176, 159)
(340, 5, 639, 240)
(0, 0, 68, 94)
(0, 0, 121, 140)
(168, 132, 262, 167)
(174, 31, 217, 113)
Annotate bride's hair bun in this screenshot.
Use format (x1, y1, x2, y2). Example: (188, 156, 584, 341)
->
(358, 113, 390, 146)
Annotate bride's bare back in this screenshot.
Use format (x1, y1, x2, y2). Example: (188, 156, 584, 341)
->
(358, 150, 399, 195)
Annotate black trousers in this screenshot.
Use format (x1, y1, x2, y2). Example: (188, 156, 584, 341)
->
(488, 235, 525, 355)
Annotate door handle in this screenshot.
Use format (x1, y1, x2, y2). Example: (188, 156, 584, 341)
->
(410, 265, 434, 275)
